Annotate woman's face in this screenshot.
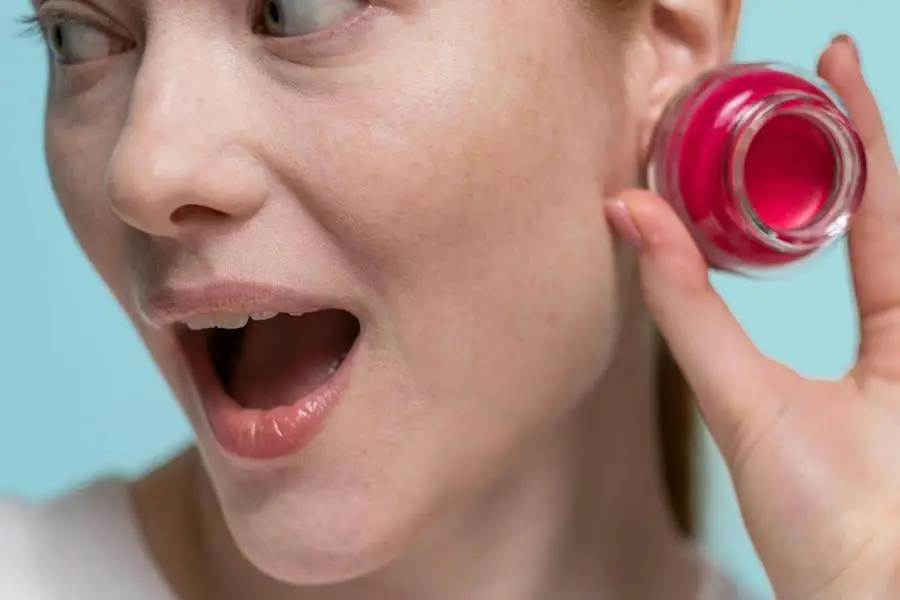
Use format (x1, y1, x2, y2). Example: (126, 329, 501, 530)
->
(44, 0, 643, 583)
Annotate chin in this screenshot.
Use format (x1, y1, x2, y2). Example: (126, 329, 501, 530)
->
(217, 482, 425, 585)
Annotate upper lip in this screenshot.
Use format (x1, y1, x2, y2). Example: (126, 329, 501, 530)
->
(139, 282, 350, 328)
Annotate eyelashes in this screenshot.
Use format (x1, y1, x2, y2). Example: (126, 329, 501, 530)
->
(17, 14, 44, 41)
(16, 2, 376, 68)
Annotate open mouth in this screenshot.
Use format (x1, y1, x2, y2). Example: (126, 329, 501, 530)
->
(194, 309, 360, 412)
(175, 307, 361, 459)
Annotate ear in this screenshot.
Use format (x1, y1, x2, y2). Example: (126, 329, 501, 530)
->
(626, 0, 742, 154)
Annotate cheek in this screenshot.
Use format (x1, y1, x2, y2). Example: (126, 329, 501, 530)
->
(304, 12, 616, 269)
(291, 3, 622, 297)
(288, 7, 627, 434)
(44, 60, 142, 293)
(45, 92, 191, 400)
(46, 108, 129, 304)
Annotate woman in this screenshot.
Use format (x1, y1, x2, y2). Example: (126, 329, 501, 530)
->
(3, 0, 899, 598)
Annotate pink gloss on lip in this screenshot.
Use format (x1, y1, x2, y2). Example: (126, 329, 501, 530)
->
(178, 321, 356, 461)
(647, 63, 867, 273)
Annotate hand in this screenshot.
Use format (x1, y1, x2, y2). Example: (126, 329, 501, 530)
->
(606, 36, 900, 600)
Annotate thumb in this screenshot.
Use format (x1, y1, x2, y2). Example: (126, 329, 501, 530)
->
(604, 189, 796, 457)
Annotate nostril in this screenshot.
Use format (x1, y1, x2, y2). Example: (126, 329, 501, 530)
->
(105, 144, 268, 236)
(170, 204, 231, 225)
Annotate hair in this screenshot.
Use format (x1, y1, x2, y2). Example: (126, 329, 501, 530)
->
(590, 0, 698, 538)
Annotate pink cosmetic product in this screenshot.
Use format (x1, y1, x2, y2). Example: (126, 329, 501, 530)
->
(647, 62, 867, 273)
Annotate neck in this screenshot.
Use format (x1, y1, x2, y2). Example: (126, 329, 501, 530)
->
(135, 295, 703, 600)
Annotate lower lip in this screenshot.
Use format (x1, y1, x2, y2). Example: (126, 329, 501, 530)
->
(180, 329, 355, 460)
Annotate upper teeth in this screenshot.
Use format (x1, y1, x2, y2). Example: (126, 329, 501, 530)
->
(184, 311, 294, 331)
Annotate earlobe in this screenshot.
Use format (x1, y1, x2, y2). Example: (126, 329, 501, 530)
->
(631, 0, 741, 156)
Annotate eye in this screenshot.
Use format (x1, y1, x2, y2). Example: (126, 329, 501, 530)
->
(261, 0, 365, 37)
(45, 20, 130, 66)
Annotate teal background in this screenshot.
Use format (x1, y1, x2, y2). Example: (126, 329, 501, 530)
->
(0, 2, 893, 598)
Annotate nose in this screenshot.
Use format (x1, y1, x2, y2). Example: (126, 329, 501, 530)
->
(105, 56, 268, 238)
(107, 141, 268, 238)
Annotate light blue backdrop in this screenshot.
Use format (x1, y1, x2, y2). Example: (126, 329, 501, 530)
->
(0, 2, 894, 598)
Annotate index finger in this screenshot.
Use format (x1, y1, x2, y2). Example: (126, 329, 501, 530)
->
(819, 37, 900, 376)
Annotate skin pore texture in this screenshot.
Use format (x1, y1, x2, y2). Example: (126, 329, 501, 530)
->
(40, 0, 740, 598)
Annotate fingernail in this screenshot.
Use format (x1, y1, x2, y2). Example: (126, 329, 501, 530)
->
(604, 200, 644, 248)
(832, 33, 860, 65)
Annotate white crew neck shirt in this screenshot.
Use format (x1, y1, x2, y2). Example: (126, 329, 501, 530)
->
(0, 480, 177, 600)
(0, 479, 750, 599)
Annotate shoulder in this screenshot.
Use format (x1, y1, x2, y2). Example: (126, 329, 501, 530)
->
(0, 496, 45, 597)
(704, 570, 759, 600)
(698, 552, 759, 600)
(0, 479, 173, 600)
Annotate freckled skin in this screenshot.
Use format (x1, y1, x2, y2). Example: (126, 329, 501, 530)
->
(45, 0, 648, 587)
